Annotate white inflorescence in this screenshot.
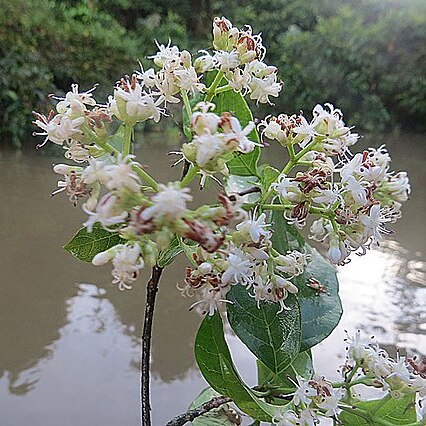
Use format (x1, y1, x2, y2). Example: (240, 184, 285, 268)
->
(33, 16, 409, 318)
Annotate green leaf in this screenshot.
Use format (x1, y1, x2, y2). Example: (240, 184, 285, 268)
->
(257, 350, 313, 388)
(259, 165, 280, 195)
(109, 124, 125, 151)
(63, 223, 124, 262)
(195, 312, 280, 422)
(340, 395, 417, 425)
(227, 285, 301, 376)
(189, 387, 236, 426)
(157, 235, 183, 267)
(211, 89, 260, 177)
(271, 211, 343, 351)
(224, 174, 260, 203)
(227, 149, 261, 177)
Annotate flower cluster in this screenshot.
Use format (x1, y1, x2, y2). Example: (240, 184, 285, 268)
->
(271, 333, 426, 425)
(261, 104, 410, 265)
(345, 332, 426, 404)
(181, 101, 257, 177)
(179, 211, 309, 315)
(208, 17, 282, 104)
(33, 15, 409, 308)
(33, 84, 113, 162)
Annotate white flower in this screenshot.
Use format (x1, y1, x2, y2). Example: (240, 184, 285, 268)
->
(249, 74, 282, 104)
(293, 116, 316, 146)
(214, 50, 240, 71)
(261, 118, 284, 141)
(273, 275, 299, 294)
(82, 157, 110, 185)
(340, 153, 363, 182)
(222, 117, 257, 153)
(141, 182, 192, 221)
(236, 212, 270, 243)
(327, 238, 349, 264)
(115, 82, 164, 123)
(381, 171, 411, 203)
(191, 102, 221, 134)
(83, 193, 128, 232)
(272, 176, 304, 203)
(136, 67, 156, 89)
(411, 376, 426, 398)
(149, 40, 181, 68)
(272, 410, 299, 426)
(275, 250, 308, 277)
(309, 218, 329, 242)
(189, 286, 229, 316)
(93, 244, 144, 291)
(33, 113, 84, 147)
(312, 188, 339, 205)
(64, 141, 90, 163)
(317, 389, 343, 417)
(345, 175, 368, 206)
(360, 204, 391, 243)
(55, 84, 97, 115)
(221, 248, 253, 285)
(298, 409, 318, 426)
(174, 66, 205, 95)
(56, 116, 85, 140)
(292, 376, 317, 406)
(192, 132, 226, 167)
(388, 355, 411, 383)
(227, 67, 252, 92)
(365, 346, 392, 377)
(194, 51, 216, 73)
(104, 154, 141, 192)
(346, 331, 372, 363)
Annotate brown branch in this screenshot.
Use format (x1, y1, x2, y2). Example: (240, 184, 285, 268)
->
(166, 395, 232, 426)
(237, 186, 261, 197)
(141, 266, 163, 426)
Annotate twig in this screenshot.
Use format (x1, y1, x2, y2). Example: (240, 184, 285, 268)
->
(181, 160, 190, 180)
(166, 396, 232, 426)
(141, 266, 163, 426)
(237, 186, 261, 197)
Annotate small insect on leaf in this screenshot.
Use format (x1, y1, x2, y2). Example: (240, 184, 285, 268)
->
(306, 277, 327, 294)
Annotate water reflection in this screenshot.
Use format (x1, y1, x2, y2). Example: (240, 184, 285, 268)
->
(0, 133, 425, 425)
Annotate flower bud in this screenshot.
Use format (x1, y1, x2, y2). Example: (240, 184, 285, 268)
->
(198, 262, 212, 275)
(180, 50, 192, 68)
(53, 164, 82, 175)
(213, 17, 231, 48)
(92, 249, 114, 266)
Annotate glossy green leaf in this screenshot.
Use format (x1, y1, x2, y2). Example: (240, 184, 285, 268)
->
(259, 165, 280, 196)
(194, 312, 280, 422)
(157, 235, 183, 267)
(340, 395, 417, 425)
(257, 350, 313, 388)
(211, 89, 260, 177)
(63, 223, 124, 262)
(271, 211, 343, 351)
(189, 387, 236, 426)
(227, 285, 301, 376)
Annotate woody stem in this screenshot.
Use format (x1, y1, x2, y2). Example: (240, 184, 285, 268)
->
(141, 266, 163, 426)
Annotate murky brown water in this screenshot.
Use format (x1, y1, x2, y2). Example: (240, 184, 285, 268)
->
(0, 133, 425, 425)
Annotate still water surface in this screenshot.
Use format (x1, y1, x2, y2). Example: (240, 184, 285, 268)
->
(0, 134, 425, 425)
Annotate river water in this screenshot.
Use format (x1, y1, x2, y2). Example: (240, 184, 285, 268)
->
(0, 133, 425, 425)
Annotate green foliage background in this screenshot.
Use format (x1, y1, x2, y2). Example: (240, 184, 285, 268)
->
(1, 0, 425, 146)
